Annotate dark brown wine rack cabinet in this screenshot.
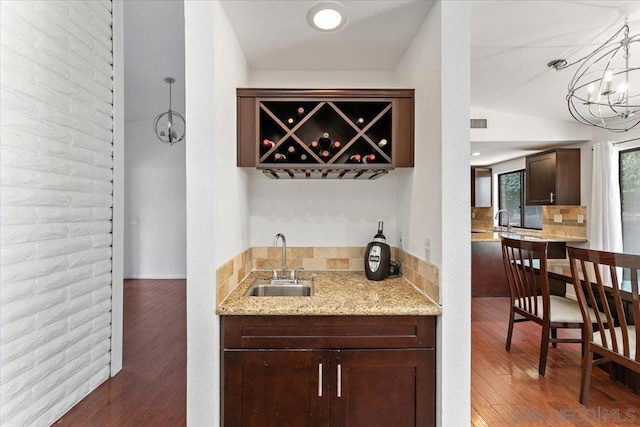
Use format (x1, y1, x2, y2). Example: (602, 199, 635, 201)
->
(237, 89, 414, 179)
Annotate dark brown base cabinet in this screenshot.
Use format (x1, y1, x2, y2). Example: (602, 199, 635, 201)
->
(221, 315, 436, 427)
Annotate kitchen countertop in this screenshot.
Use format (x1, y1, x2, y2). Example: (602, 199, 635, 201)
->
(471, 228, 587, 243)
(217, 270, 441, 316)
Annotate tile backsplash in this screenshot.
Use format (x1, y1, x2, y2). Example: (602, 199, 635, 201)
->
(252, 246, 366, 272)
(471, 205, 587, 240)
(397, 250, 440, 302)
(541, 205, 587, 238)
(216, 248, 252, 305)
(471, 207, 493, 229)
(216, 246, 440, 305)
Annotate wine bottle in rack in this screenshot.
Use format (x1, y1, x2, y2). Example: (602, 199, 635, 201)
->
(319, 149, 331, 160)
(378, 138, 388, 148)
(297, 107, 305, 117)
(309, 140, 320, 153)
(362, 154, 376, 164)
(262, 139, 275, 150)
(273, 153, 287, 162)
(286, 117, 296, 127)
(330, 140, 341, 152)
(288, 146, 302, 159)
(286, 146, 308, 162)
(318, 132, 331, 150)
(347, 154, 362, 163)
(356, 117, 365, 127)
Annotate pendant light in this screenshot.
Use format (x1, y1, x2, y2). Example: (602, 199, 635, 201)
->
(153, 77, 185, 145)
(548, 21, 640, 133)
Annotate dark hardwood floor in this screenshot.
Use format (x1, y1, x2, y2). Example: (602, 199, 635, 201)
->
(54, 279, 186, 427)
(472, 297, 640, 426)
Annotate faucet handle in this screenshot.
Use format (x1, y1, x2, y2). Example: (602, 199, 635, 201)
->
(290, 267, 304, 280)
(262, 268, 278, 279)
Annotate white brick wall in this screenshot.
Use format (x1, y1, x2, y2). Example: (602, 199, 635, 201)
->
(0, 1, 114, 426)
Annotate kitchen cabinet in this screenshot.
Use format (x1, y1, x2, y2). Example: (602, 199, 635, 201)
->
(236, 88, 414, 179)
(525, 148, 580, 205)
(221, 315, 436, 426)
(471, 167, 492, 207)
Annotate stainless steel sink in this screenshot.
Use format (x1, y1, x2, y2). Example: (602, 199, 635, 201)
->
(245, 279, 314, 297)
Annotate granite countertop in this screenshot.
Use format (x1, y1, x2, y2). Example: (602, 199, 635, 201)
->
(471, 228, 587, 243)
(217, 270, 441, 316)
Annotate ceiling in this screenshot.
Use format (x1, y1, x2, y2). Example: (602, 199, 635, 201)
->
(219, 0, 434, 71)
(123, 0, 640, 164)
(123, 0, 185, 123)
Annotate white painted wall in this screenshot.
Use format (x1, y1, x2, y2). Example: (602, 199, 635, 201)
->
(396, 1, 472, 425)
(438, 3, 472, 424)
(111, 0, 125, 376)
(249, 166, 401, 247)
(0, 1, 114, 425)
(184, 1, 249, 425)
(471, 107, 592, 143)
(124, 118, 186, 278)
(395, 8, 443, 266)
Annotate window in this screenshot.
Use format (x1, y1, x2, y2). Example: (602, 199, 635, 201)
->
(498, 170, 542, 230)
(620, 147, 640, 255)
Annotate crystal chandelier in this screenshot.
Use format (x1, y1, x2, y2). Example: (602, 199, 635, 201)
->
(153, 77, 185, 145)
(548, 21, 640, 133)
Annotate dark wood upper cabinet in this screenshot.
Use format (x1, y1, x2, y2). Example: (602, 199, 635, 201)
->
(471, 167, 492, 207)
(525, 148, 581, 205)
(237, 88, 414, 179)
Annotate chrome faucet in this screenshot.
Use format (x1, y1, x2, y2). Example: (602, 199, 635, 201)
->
(495, 209, 511, 232)
(273, 233, 287, 279)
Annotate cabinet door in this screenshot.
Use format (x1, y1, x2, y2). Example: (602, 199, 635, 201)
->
(330, 349, 435, 427)
(526, 151, 556, 205)
(223, 350, 329, 427)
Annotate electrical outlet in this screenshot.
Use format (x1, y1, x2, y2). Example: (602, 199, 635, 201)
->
(130, 217, 139, 225)
(577, 214, 584, 224)
(398, 231, 405, 250)
(471, 211, 476, 219)
(553, 214, 563, 223)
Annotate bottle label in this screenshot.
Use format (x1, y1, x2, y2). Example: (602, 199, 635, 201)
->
(368, 246, 381, 272)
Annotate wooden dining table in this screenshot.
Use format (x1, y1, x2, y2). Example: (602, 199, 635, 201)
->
(533, 258, 639, 395)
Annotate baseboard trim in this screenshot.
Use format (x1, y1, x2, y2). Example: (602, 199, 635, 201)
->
(124, 275, 187, 280)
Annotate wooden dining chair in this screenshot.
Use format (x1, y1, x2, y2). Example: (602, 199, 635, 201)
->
(502, 237, 589, 376)
(567, 246, 640, 405)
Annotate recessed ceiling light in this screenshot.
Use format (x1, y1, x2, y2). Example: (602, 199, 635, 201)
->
(307, 2, 348, 32)
(471, 152, 481, 157)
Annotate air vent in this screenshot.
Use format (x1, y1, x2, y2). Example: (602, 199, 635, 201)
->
(470, 119, 487, 129)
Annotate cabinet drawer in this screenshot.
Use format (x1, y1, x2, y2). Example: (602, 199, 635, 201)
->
(222, 315, 435, 349)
